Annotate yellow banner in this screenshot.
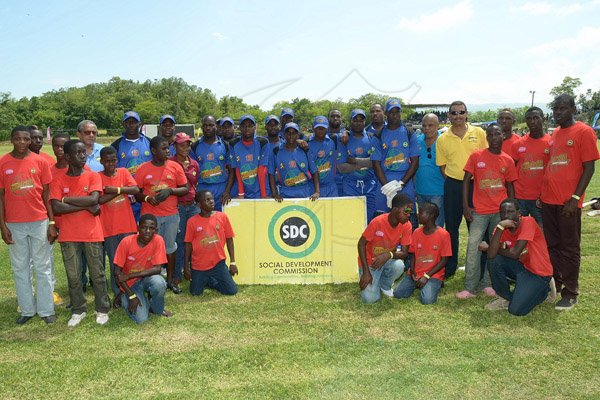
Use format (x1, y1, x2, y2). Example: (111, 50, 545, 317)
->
(224, 197, 366, 284)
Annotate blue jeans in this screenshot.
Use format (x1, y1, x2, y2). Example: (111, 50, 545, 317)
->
(416, 194, 445, 227)
(7, 220, 54, 317)
(464, 212, 498, 293)
(156, 214, 179, 255)
(517, 199, 543, 228)
(175, 203, 200, 281)
(190, 260, 238, 296)
(490, 255, 550, 316)
(359, 258, 404, 304)
(393, 275, 443, 305)
(121, 275, 167, 323)
(104, 233, 133, 296)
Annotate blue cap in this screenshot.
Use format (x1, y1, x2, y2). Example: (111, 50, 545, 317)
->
(122, 111, 140, 122)
(313, 115, 329, 129)
(284, 122, 300, 133)
(351, 109, 366, 120)
(281, 108, 295, 118)
(159, 114, 175, 124)
(265, 115, 280, 125)
(219, 116, 234, 126)
(385, 98, 402, 112)
(239, 114, 256, 125)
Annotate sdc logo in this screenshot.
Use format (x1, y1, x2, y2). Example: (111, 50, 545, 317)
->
(268, 206, 322, 258)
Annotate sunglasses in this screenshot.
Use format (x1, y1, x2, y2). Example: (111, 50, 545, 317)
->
(449, 110, 467, 116)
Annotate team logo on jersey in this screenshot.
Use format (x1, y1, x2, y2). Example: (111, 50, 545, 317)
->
(391, 140, 398, 147)
(4, 169, 13, 174)
(83, 186, 89, 192)
(127, 256, 135, 261)
(417, 243, 423, 249)
(269, 205, 322, 258)
(145, 175, 153, 179)
(219, 155, 224, 160)
(166, 174, 172, 180)
(121, 152, 126, 159)
(356, 147, 363, 155)
(318, 150, 325, 158)
(63, 188, 70, 193)
(289, 161, 297, 168)
(245, 154, 253, 162)
(518, 146, 526, 153)
(30, 168, 36, 174)
(196, 226, 203, 232)
(382, 143, 387, 150)
(375, 230, 384, 237)
(236, 156, 241, 162)
(501, 166, 507, 173)
(477, 162, 486, 168)
(403, 141, 408, 148)
(207, 153, 214, 161)
(192, 171, 197, 176)
(279, 163, 284, 170)
(544, 148, 550, 154)
(144, 151, 150, 156)
(300, 162, 306, 168)
(215, 224, 220, 230)
(567, 139, 574, 147)
(132, 149, 139, 157)
(433, 245, 438, 250)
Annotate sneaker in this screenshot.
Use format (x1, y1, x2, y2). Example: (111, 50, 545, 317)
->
(545, 278, 557, 303)
(482, 287, 497, 297)
(485, 298, 509, 311)
(380, 288, 394, 298)
(555, 296, 577, 311)
(53, 292, 65, 306)
(42, 315, 57, 324)
(96, 312, 109, 325)
(455, 290, 476, 299)
(67, 312, 87, 327)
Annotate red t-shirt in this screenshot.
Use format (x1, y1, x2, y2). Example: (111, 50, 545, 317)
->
(99, 168, 137, 237)
(49, 170, 104, 242)
(185, 212, 234, 271)
(511, 134, 551, 200)
(38, 151, 56, 167)
(0, 152, 52, 223)
(498, 216, 552, 277)
(409, 227, 452, 281)
(541, 122, 600, 207)
(359, 213, 412, 267)
(113, 234, 167, 288)
(170, 155, 200, 204)
(464, 149, 518, 214)
(135, 160, 187, 216)
(501, 134, 520, 159)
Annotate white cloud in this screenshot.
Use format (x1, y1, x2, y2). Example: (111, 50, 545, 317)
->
(529, 26, 600, 54)
(211, 31, 227, 41)
(512, 2, 584, 16)
(396, 0, 474, 34)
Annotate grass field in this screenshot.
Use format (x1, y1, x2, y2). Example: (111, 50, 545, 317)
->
(0, 143, 599, 399)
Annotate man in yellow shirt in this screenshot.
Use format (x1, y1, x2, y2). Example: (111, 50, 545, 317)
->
(436, 101, 487, 278)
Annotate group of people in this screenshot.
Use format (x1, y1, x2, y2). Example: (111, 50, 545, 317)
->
(1, 93, 597, 327)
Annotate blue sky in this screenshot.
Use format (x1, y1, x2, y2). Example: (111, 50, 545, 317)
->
(1, 0, 599, 109)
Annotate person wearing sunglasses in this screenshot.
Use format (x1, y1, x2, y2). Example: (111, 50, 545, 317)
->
(415, 114, 445, 227)
(358, 193, 413, 304)
(435, 101, 487, 279)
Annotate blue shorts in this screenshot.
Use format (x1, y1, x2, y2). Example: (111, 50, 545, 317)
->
(156, 214, 180, 254)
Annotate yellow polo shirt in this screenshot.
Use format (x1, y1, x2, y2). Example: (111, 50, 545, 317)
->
(436, 124, 487, 180)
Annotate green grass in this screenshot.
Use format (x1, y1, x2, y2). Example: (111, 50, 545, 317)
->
(0, 144, 599, 399)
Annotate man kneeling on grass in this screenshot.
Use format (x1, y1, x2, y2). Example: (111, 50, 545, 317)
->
(480, 198, 556, 316)
(184, 190, 238, 296)
(358, 193, 412, 304)
(114, 214, 172, 323)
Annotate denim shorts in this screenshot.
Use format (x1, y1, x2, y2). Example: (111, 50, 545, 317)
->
(156, 214, 180, 254)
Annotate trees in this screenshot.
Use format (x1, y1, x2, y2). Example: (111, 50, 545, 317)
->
(549, 76, 582, 99)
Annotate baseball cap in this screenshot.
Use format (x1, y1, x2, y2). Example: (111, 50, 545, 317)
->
(239, 114, 256, 125)
(174, 132, 192, 143)
(385, 98, 402, 112)
(159, 114, 175, 124)
(265, 115, 280, 125)
(313, 115, 329, 129)
(351, 109, 367, 120)
(284, 122, 300, 133)
(122, 111, 140, 122)
(219, 116, 234, 126)
(281, 108, 295, 118)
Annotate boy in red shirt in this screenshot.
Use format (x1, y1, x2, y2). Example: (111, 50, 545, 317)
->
(458, 123, 517, 299)
(483, 199, 554, 316)
(0, 126, 58, 324)
(98, 146, 139, 304)
(358, 193, 413, 304)
(541, 94, 600, 310)
(50, 139, 110, 327)
(135, 136, 188, 294)
(393, 202, 451, 304)
(114, 214, 171, 323)
(184, 190, 238, 296)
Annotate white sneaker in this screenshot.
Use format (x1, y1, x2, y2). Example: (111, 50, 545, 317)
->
(96, 312, 109, 325)
(545, 277, 557, 303)
(67, 312, 87, 327)
(380, 288, 394, 298)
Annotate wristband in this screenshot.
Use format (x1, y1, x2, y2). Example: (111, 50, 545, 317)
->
(496, 224, 505, 231)
(117, 187, 121, 195)
(571, 194, 581, 201)
(423, 273, 431, 280)
(389, 251, 394, 259)
(144, 196, 150, 202)
(128, 294, 137, 300)
(48, 220, 56, 225)
(230, 262, 237, 266)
